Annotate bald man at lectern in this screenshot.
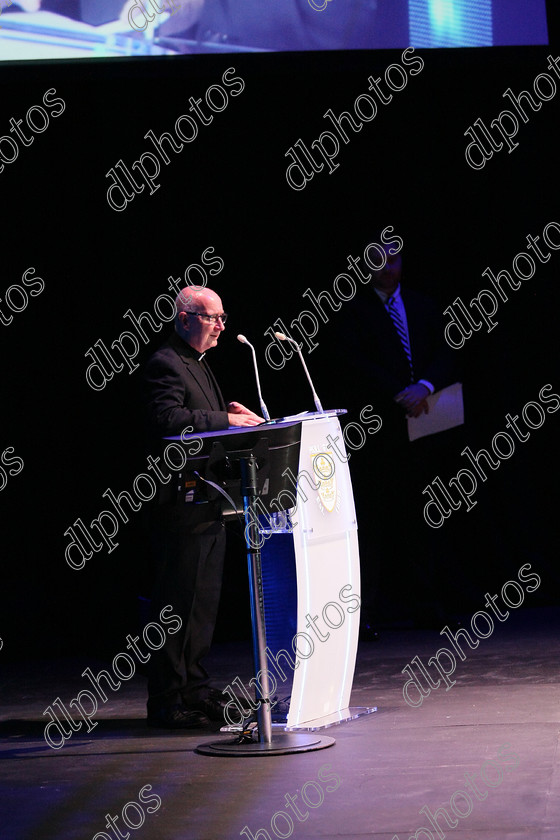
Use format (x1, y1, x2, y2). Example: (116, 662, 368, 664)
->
(144, 286, 262, 729)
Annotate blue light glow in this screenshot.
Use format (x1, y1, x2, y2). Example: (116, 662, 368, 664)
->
(410, 0, 493, 48)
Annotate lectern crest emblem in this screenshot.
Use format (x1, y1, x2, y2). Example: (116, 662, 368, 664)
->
(311, 451, 337, 513)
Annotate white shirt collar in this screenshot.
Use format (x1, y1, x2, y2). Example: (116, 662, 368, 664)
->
(374, 283, 401, 305)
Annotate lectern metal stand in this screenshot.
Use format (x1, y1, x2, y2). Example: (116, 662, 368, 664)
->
(197, 449, 335, 757)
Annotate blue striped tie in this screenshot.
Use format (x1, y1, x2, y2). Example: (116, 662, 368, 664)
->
(387, 296, 414, 382)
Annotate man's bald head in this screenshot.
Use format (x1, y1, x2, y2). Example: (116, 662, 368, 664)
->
(175, 286, 226, 354)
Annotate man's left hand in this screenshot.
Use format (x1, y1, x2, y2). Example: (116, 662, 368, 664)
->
(227, 401, 265, 425)
(394, 384, 430, 418)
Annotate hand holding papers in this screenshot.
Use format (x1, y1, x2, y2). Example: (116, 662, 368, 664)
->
(407, 382, 464, 441)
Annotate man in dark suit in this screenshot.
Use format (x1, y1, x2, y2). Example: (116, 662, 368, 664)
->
(346, 242, 461, 628)
(360, 241, 455, 429)
(144, 285, 262, 728)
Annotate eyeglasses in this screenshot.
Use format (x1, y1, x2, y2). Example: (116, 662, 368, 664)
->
(184, 311, 228, 324)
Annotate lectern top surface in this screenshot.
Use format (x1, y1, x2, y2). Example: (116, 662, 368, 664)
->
(163, 410, 346, 441)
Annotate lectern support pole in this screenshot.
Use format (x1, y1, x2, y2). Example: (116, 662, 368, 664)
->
(241, 455, 273, 744)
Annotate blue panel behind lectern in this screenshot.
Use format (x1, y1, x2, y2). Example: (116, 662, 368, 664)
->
(260, 528, 298, 692)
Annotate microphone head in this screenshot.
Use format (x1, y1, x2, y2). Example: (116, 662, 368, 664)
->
(237, 334, 248, 344)
(274, 332, 287, 341)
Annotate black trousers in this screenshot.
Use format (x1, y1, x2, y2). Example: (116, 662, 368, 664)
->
(146, 502, 226, 710)
(355, 420, 469, 624)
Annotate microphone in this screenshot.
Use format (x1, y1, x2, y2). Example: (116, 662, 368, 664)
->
(274, 332, 324, 414)
(237, 334, 271, 421)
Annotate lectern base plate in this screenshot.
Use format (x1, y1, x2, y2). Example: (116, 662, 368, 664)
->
(285, 705, 378, 731)
(196, 732, 335, 757)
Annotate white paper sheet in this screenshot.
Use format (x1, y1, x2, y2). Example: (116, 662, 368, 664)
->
(407, 381, 464, 441)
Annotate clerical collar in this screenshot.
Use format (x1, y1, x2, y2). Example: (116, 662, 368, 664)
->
(175, 334, 206, 362)
(374, 283, 401, 305)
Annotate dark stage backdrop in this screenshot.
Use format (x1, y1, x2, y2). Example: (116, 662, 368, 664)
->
(1, 7, 560, 659)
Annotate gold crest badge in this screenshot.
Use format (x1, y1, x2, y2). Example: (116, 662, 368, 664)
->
(311, 451, 337, 513)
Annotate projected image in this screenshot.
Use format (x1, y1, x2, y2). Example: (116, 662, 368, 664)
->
(0, 0, 549, 62)
(410, 0, 493, 47)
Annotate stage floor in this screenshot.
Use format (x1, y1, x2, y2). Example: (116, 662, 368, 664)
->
(2, 606, 559, 839)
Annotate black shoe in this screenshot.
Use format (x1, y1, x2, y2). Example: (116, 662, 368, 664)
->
(184, 687, 252, 723)
(147, 703, 210, 729)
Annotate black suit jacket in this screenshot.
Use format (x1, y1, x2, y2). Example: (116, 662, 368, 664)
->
(345, 286, 458, 441)
(145, 332, 229, 439)
(366, 287, 455, 400)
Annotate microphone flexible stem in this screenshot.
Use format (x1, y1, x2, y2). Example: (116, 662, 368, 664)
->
(275, 333, 323, 414)
(238, 334, 271, 421)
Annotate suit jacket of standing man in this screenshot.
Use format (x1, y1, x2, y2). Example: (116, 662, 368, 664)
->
(346, 284, 457, 444)
(368, 287, 454, 400)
